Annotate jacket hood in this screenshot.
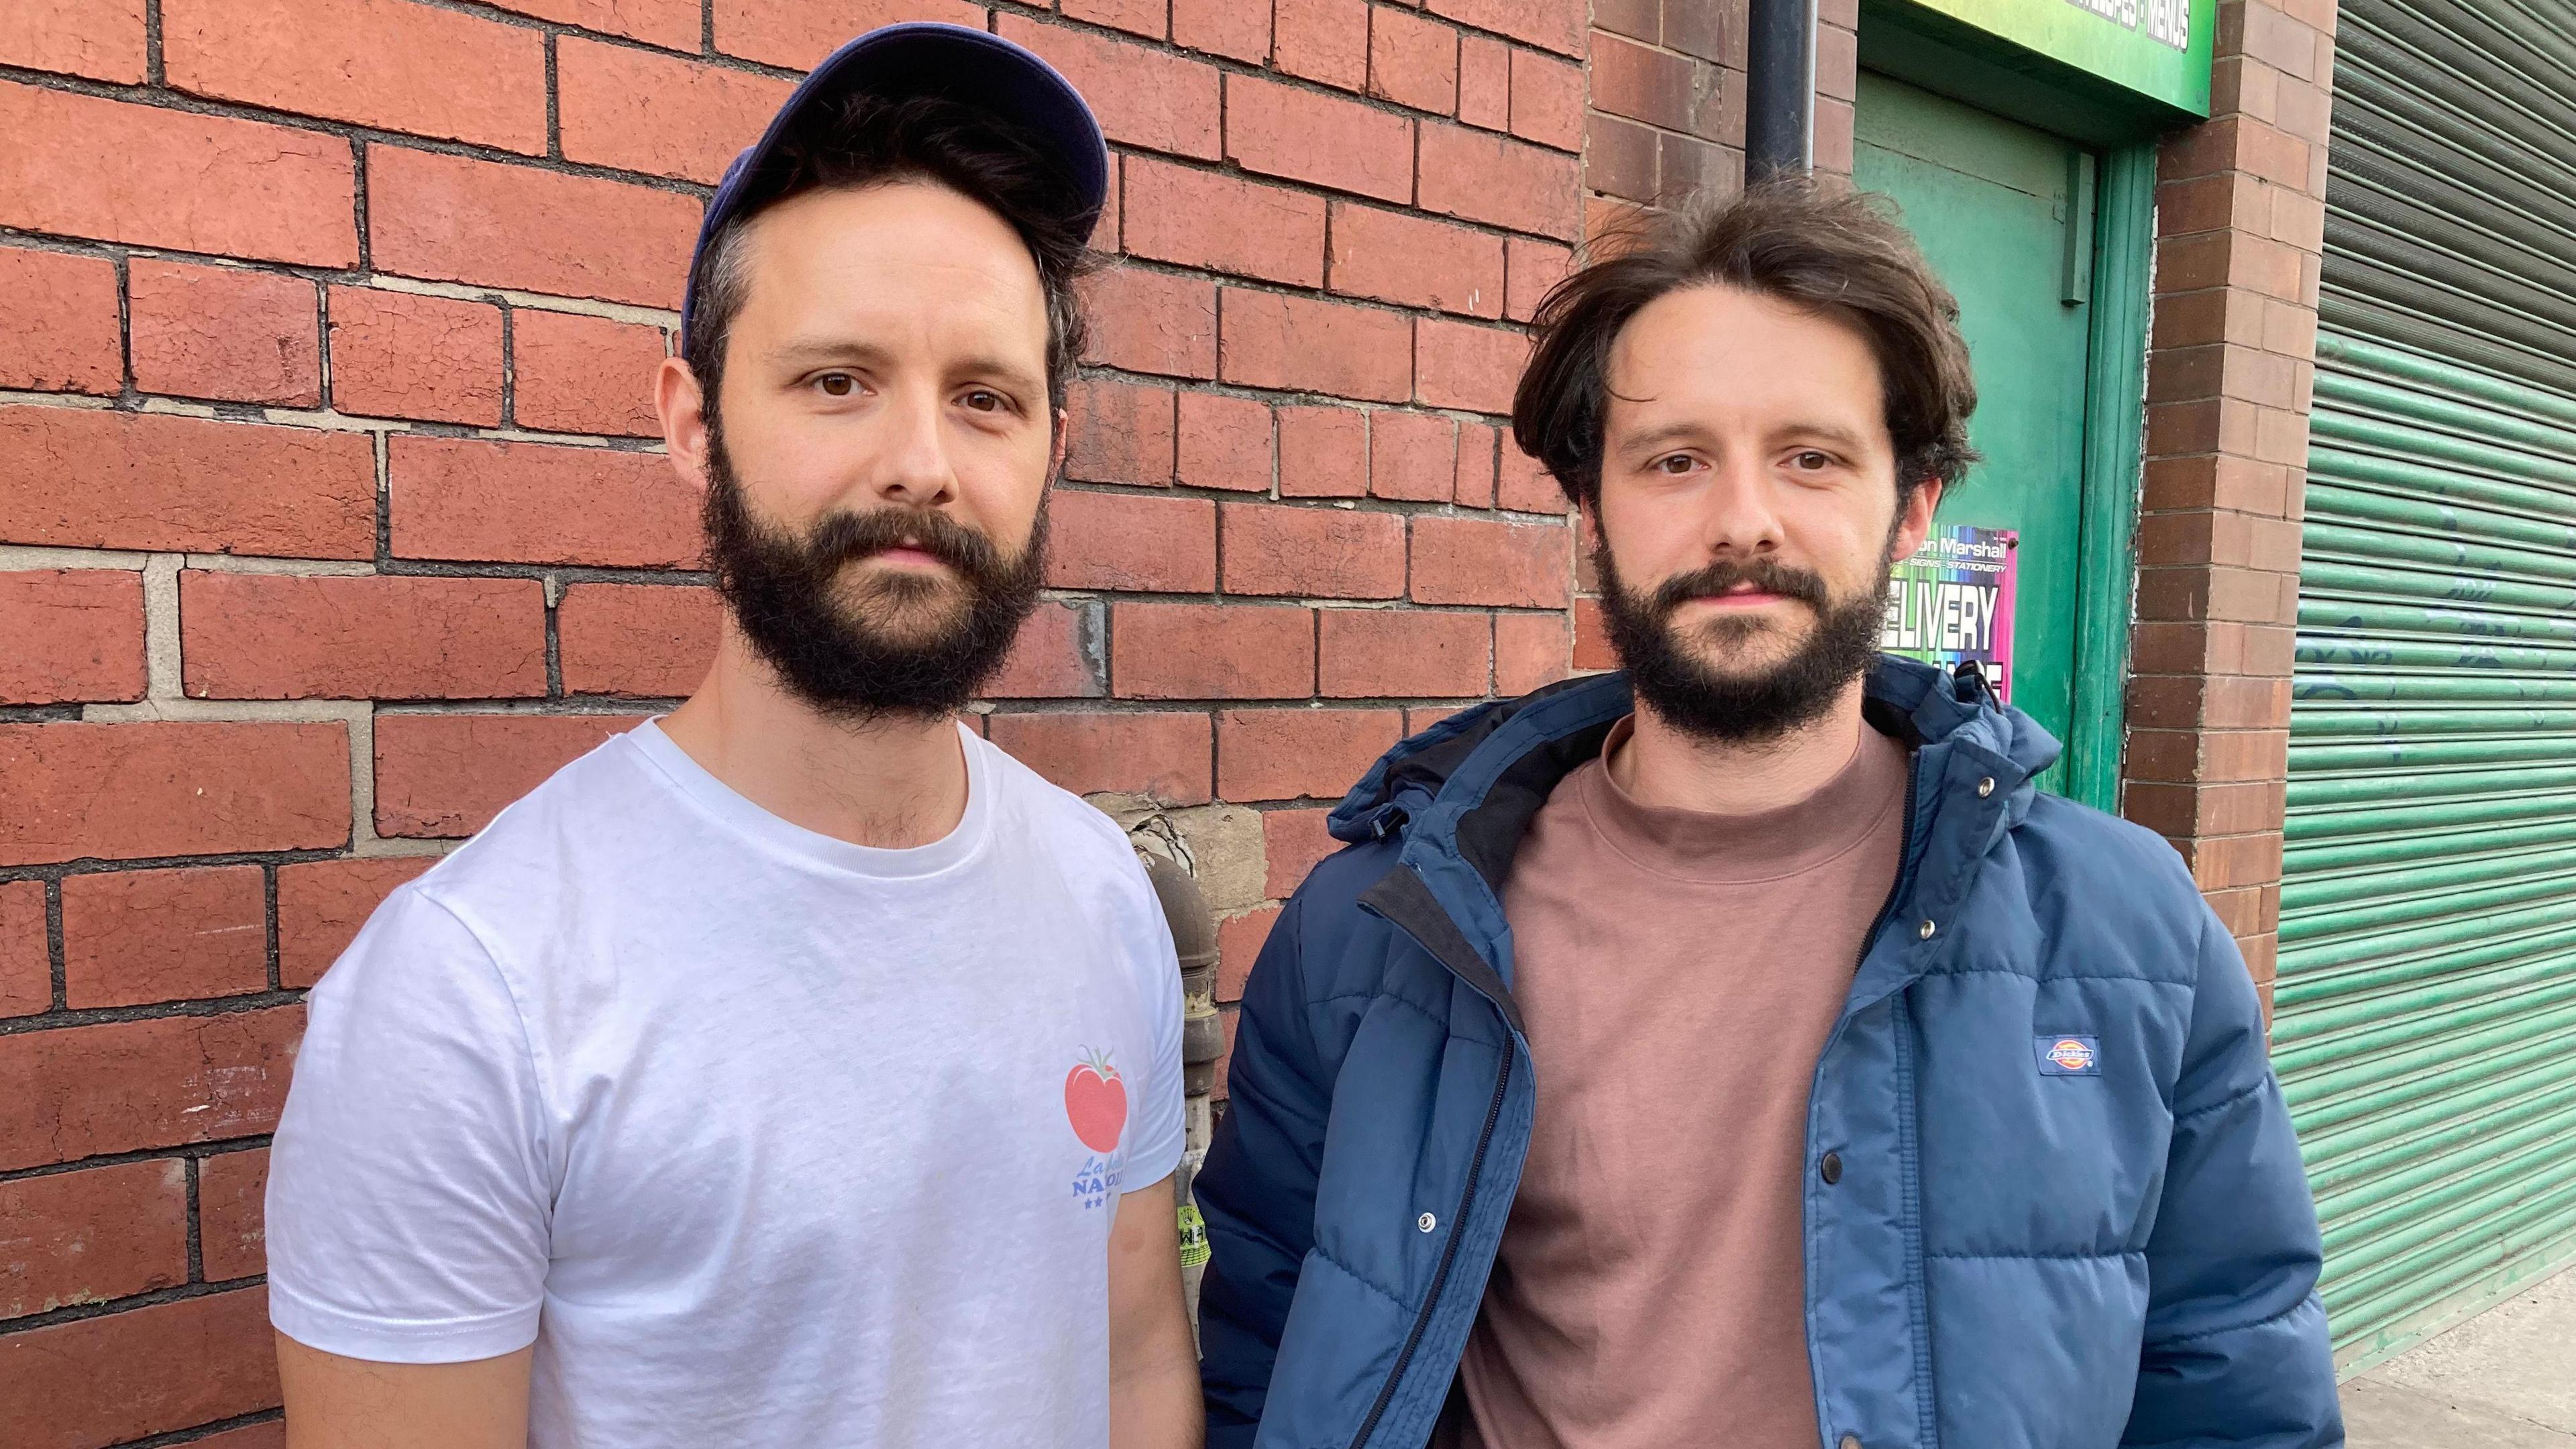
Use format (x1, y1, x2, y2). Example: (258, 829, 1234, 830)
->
(1327, 653, 2063, 847)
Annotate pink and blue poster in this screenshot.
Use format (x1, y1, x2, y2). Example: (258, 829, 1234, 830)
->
(1880, 525, 2019, 702)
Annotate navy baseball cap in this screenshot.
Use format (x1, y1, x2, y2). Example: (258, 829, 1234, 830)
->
(682, 21, 1109, 343)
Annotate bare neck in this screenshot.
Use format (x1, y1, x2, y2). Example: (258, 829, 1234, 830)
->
(656, 625, 970, 850)
(1606, 678, 1870, 817)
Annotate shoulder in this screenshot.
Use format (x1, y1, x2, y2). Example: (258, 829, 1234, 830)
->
(1990, 790, 2212, 986)
(394, 726, 666, 949)
(975, 731, 1144, 875)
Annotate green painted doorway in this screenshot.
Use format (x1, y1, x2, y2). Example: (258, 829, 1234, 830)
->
(1855, 71, 2112, 796)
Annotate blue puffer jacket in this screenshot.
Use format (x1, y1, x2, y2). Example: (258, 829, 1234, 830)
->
(1195, 657, 2341, 1449)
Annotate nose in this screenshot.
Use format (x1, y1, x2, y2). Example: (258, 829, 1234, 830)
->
(1695, 454, 1786, 560)
(870, 384, 959, 511)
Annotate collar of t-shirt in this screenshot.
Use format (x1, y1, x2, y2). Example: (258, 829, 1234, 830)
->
(626, 717, 997, 882)
(1578, 715, 1913, 885)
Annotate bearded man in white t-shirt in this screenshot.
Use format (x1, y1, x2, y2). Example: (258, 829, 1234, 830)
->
(263, 25, 1201, 1449)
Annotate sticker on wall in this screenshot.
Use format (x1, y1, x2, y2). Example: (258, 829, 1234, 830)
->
(1880, 525, 2019, 703)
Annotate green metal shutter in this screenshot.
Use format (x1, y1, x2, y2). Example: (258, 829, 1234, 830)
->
(2277, 0, 2576, 1374)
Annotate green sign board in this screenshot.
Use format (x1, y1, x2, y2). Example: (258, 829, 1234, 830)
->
(1900, 0, 2214, 115)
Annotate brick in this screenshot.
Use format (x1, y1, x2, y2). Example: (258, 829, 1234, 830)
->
(1369, 7, 1459, 113)
(714, 0, 983, 66)
(127, 260, 319, 407)
(1588, 32, 1693, 136)
(1452, 421, 1497, 506)
(1426, 0, 1582, 53)
(0, 80, 356, 266)
(1495, 610, 1570, 694)
(390, 436, 703, 569)
(1660, 131, 1738, 205)
(1276, 0, 1369, 91)
(192, 1423, 289, 1449)
(1504, 237, 1574, 323)
(1330, 202, 1505, 319)
(0, 722, 349, 867)
(1670, 0, 1744, 62)
(1, 0, 147, 83)
(513, 309, 668, 438)
(997, 15, 1222, 160)
(1113, 602, 1316, 698)
(986, 710, 1212, 804)
(1369, 411, 1457, 502)
(1173, 0, 1270, 61)
(1122, 158, 1329, 287)
(1497, 438, 1563, 513)
(1226, 75, 1414, 203)
(1411, 515, 1569, 606)
(1416, 316, 1526, 414)
(374, 713, 643, 838)
(60, 865, 265, 1009)
(1220, 502, 1405, 599)
(1421, 122, 1580, 240)
(1217, 706, 1403, 801)
(368, 146, 700, 311)
(496, 0, 702, 50)
(1587, 113, 1660, 203)
(1046, 489, 1218, 592)
(1, 881, 45, 1018)
(0, 247, 121, 394)
(180, 572, 548, 702)
(1573, 595, 1614, 669)
(1220, 290, 1413, 403)
(199, 1148, 269, 1282)
(1507, 47, 1587, 150)
(164, 0, 546, 154)
(0, 570, 144, 706)
(1263, 806, 1340, 896)
(276, 857, 435, 989)
(557, 582, 720, 698)
(1458, 33, 1509, 129)
(1177, 392, 1274, 494)
(0, 1287, 280, 1449)
(1065, 378, 1178, 486)
(1066, 0, 1167, 38)
(1279, 405, 1371, 497)
(1083, 266, 1219, 380)
(559, 38, 794, 185)
(326, 286, 504, 426)
(1320, 607, 1488, 697)
(1217, 904, 1280, 1002)
(986, 599, 1104, 700)
(0, 1009, 303, 1171)
(1594, 0, 1658, 40)
(0, 1159, 189, 1320)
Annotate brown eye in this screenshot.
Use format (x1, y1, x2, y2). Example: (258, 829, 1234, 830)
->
(1793, 450, 1832, 470)
(961, 390, 1005, 413)
(816, 373, 855, 397)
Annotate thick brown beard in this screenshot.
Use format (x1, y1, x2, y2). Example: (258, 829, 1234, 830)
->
(700, 426, 1049, 722)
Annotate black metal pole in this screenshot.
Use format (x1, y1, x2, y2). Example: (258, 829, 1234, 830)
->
(1744, 0, 1817, 180)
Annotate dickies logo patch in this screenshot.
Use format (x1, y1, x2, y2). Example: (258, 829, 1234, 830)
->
(2036, 1035, 2100, 1076)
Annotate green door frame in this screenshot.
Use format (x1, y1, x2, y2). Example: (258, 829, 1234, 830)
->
(1859, 0, 2171, 814)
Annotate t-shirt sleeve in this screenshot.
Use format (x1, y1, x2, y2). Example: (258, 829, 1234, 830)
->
(265, 884, 555, 1364)
(1120, 866, 1188, 1193)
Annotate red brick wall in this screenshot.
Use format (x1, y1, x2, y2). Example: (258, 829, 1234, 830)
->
(0, 0, 1589, 1438)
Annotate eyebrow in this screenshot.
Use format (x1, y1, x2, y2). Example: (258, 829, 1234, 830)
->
(1614, 418, 1872, 453)
(765, 339, 1048, 397)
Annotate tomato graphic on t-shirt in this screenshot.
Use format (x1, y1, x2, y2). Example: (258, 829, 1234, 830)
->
(1064, 1051, 1128, 1153)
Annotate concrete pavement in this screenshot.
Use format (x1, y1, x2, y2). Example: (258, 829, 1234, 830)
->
(2342, 1263, 2576, 1447)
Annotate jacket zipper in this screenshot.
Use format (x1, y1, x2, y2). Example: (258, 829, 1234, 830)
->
(1804, 751, 1922, 1442)
(1347, 1044, 1513, 1449)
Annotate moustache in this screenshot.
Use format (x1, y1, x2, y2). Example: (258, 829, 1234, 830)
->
(1644, 557, 1833, 616)
(805, 506, 1004, 581)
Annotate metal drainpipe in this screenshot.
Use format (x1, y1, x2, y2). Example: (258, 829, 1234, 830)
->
(1745, 0, 1818, 179)
(1140, 851, 1222, 1323)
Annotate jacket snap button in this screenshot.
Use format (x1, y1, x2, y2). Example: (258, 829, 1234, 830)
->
(1820, 1152, 1843, 1185)
(1918, 918, 1937, 940)
(1977, 776, 1996, 798)
(1840, 1437, 1862, 1449)
(1418, 1212, 1437, 1233)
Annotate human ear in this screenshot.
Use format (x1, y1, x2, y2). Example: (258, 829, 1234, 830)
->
(655, 355, 714, 494)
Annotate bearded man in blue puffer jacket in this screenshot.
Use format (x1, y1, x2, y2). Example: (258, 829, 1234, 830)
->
(1193, 178, 2341, 1449)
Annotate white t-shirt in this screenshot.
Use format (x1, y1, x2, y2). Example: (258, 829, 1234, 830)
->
(266, 720, 1185, 1448)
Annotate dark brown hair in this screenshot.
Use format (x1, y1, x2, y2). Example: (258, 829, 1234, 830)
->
(682, 91, 1095, 419)
(1511, 176, 1979, 511)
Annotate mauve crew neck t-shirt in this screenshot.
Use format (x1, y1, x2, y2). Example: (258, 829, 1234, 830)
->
(1454, 716, 1912, 1448)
